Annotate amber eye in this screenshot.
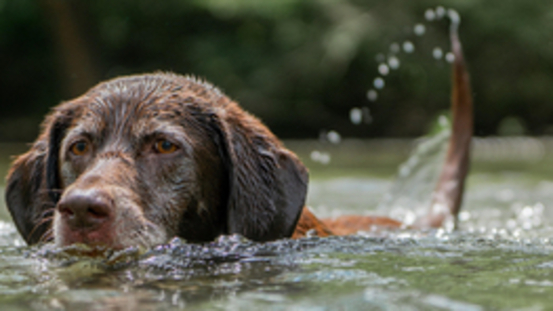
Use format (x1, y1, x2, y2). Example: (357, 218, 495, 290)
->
(70, 141, 89, 156)
(154, 140, 178, 154)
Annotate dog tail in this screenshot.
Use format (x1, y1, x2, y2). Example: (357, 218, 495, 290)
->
(414, 10, 473, 229)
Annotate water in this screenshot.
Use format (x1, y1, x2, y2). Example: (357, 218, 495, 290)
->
(1, 139, 553, 310)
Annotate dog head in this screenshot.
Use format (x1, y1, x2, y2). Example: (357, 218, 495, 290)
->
(5, 73, 308, 249)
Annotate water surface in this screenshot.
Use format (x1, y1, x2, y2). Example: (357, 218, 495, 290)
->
(1, 139, 553, 310)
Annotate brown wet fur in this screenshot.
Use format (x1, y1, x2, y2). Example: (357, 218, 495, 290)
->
(291, 208, 333, 239)
(6, 73, 309, 248)
(5, 25, 471, 247)
(291, 208, 402, 238)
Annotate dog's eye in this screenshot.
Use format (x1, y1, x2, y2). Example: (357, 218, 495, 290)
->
(70, 141, 89, 156)
(154, 140, 178, 154)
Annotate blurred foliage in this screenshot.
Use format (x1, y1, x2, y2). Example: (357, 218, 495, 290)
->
(0, 0, 552, 141)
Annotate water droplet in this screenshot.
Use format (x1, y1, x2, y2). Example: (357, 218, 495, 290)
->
(447, 9, 460, 26)
(520, 206, 534, 218)
(366, 89, 378, 102)
(378, 63, 390, 76)
(403, 211, 416, 225)
(459, 211, 471, 222)
(414, 24, 426, 36)
(402, 41, 415, 53)
(350, 107, 372, 125)
(388, 56, 400, 69)
(445, 52, 455, 63)
(375, 53, 386, 63)
(435, 6, 446, 19)
(321, 154, 330, 164)
(425, 9, 436, 21)
(535, 202, 544, 214)
(432, 47, 443, 60)
(399, 164, 410, 177)
(362, 107, 372, 124)
(389, 42, 400, 54)
(438, 115, 449, 127)
(310, 150, 331, 165)
(373, 77, 385, 89)
(350, 108, 362, 125)
(327, 130, 341, 144)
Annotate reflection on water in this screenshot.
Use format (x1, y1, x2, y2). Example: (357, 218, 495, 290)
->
(2, 139, 553, 310)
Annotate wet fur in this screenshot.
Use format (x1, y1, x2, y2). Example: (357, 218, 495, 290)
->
(6, 73, 308, 247)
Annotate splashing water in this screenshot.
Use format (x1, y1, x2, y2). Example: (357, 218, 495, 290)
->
(445, 52, 455, 63)
(366, 89, 378, 101)
(413, 24, 426, 36)
(373, 77, 385, 89)
(350, 108, 363, 125)
(378, 63, 390, 76)
(432, 47, 443, 60)
(350, 107, 373, 125)
(424, 9, 436, 21)
(435, 6, 447, 19)
(361, 7, 461, 108)
(326, 130, 342, 144)
(377, 118, 451, 225)
(310, 150, 331, 165)
(402, 41, 415, 53)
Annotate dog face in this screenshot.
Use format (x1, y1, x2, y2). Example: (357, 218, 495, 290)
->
(5, 73, 308, 249)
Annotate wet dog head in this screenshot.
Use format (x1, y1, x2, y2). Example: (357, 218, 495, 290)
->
(6, 73, 308, 249)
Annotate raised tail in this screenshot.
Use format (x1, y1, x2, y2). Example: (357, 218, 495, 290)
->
(414, 9, 473, 229)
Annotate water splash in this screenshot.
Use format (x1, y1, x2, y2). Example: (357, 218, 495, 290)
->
(387, 56, 400, 70)
(424, 9, 436, 21)
(445, 52, 455, 63)
(350, 107, 372, 125)
(350, 108, 363, 125)
(435, 6, 446, 19)
(326, 130, 342, 144)
(402, 41, 415, 53)
(361, 6, 461, 110)
(432, 47, 443, 60)
(378, 63, 390, 76)
(447, 9, 461, 31)
(364, 8, 468, 228)
(366, 89, 378, 101)
(373, 77, 385, 89)
(377, 117, 451, 225)
(311, 150, 331, 165)
(311, 129, 340, 165)
(413, 24, 426, 36)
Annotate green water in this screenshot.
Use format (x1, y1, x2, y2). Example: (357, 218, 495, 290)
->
(1, 139, 553, 310)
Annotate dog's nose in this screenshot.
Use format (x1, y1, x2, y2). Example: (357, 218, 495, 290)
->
(58, 188, 113, 231)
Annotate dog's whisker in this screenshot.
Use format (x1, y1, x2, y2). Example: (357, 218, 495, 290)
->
(38, 228, 54, 243)
(27, 215, 54, 242)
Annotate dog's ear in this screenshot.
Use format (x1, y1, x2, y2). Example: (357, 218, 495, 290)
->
(5, 109, 73, 244)
(5, 139, 50, 244)
(207, 103, 308, 241)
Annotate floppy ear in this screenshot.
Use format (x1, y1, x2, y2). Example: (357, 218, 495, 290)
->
(5, 139, 50, 244)
(208, 104, 308, 241)
(5, 110, 73, 245)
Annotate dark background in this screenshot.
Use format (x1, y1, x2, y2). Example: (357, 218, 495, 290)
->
(1, 0, 552, 141)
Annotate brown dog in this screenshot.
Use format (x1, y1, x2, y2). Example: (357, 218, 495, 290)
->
(5, 29, 471, 249)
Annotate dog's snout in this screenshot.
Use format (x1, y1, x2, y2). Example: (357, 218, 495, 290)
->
(58, 188, 113, 231)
